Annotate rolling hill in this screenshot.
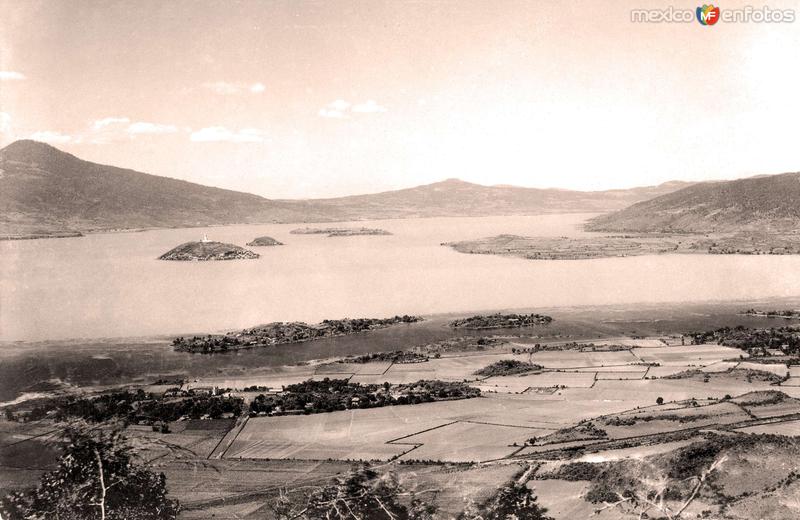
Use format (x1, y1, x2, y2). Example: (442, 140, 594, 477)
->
(0, 140, 691, 238)
(0, 140, 327, 237)
(587, 172, 800, 233)
(304, 178, 693, 220)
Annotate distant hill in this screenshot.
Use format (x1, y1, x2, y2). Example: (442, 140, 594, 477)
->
(0, 140, 692, 237)
(587, 172, 800, 233)
(293, 178, 694, 220)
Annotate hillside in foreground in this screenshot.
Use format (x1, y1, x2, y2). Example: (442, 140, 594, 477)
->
(587, 172, 800, 233)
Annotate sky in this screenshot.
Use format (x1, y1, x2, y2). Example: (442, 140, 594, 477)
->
(1, 0, 799, 199)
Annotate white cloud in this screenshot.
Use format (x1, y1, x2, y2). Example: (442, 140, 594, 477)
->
(29, 131, 72, 144)
(204, 81, 267, 95)
(190, 126, 266, 143)
(352, 100, 387, 113)
(319, 99, 387, 118)
(92, 117, 130, 130)
(127, 121, 178, 134)
(0, 71, 25, 81)
(0, 112, 11, 134)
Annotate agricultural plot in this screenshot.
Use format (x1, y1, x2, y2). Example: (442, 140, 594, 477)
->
(595, 371, 648, 380)
(632, 344, 743, 366)
(700, 361, 740, 373)
(314, 361, 393, 376)
(349, 353, 526, 384)
(349, 372, 436, 385)
(737, 361, 789, 378)
(395, 421, 544, 463)
(160, 459, 354, 516)
(646, 365, 702, 378)
(600, 401, 751, 439)
(575, 439, 694, 463)
(527, 350, 640, 369)
(224, 395, 611, 462)
(741, 399, 800, 419)
(593, 338, 667, 348)
(481, 372, 597, 393)
(126, 428, 229, 461)
(572, 365, 648, 373)
(588, 376, 778, 403)
(735, 419, 800, 436)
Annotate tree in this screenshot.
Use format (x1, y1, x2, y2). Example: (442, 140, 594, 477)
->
(460, 482, 552, 520)
(1, 426, 180, 520)
(273, 465, 441, 520)
(656, 397, 664, 405)
(593, 456, 727, 519)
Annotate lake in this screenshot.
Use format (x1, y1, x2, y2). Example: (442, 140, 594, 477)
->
(3, 213, 800, 343)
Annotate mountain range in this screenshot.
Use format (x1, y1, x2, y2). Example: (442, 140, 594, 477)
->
(587, 172, 800, 233)
(0, 140, 695, 238)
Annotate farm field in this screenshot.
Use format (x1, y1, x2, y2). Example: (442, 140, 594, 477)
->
(735, 419, 800, 435)
(5, 302, 800, 519)
(395, 421, 543, 462)
(480, 372, 597, 393)
(632, 344, 743, 365)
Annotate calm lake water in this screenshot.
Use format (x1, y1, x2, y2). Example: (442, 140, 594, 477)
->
(3, 213, 800, 342)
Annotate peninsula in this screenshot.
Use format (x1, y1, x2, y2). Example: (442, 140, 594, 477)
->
(445, 233, 800, 261)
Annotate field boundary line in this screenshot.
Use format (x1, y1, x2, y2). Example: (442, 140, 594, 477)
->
(384, 420, 459, 444)
(462, 420, 548, 430)
(212, 415, 249, 460)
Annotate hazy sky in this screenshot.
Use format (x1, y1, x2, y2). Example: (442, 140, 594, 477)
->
(1, 0, 799, 198)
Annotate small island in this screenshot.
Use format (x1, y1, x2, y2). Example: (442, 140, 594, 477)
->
(173, 315, 423, 353)
(290, 227, 392, 237)
(158, 240, 259, 261)
(450, 313, 553, 329)
(246, 236, 284, 246)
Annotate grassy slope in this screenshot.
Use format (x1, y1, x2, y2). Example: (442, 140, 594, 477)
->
(587, 172, 800, 233)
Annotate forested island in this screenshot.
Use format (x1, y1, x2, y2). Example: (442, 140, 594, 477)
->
(158, 241, 259, 261)
(450, 313, 553, 329)
(246, 236, 283, 246)
(248, 378, 480, 416)
(290, 227, 392, 236)
(173, 315, 423, 353)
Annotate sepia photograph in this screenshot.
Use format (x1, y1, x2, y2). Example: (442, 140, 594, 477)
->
(1, 1, 800, 518)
